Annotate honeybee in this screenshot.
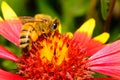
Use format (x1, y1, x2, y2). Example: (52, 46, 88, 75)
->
(19, 14, 60, 52)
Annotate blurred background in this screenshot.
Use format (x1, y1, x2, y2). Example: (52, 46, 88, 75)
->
(0, 0, 120, 78)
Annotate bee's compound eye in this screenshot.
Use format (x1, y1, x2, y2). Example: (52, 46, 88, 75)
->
(51, 20, 58, 30)
(52, 22, 57, 29)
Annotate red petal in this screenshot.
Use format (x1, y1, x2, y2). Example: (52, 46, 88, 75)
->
(86, 39, 105, 56)
(0, 69, 25, 80)
(72, 32, 104, 56)
(0, 20, 22, 46)
(0, 46, 19, 62)
(72, 32, 91, 47)
(87, 40, 120, 79)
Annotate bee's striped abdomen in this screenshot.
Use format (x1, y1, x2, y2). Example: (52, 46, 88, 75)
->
(20, 35, 30, 48)
(19, 23, 35, 52)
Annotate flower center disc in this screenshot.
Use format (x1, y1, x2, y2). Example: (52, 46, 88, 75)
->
(18, 32, 93, 79)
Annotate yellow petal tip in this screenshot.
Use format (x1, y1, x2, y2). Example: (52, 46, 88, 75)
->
(1, 1, 18, 20)
(58, 24, 62, 33)
(76, 18, 95, 36)
(94, 32, 110, 43)
(0, 16, 3, 21)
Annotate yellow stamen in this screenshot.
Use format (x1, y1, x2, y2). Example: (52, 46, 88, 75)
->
(66, 32, 73, 38)
(76, 18, 95, 36)
(39, 40, 54, 62)
(1, 1, 18, 20)
(55, 39, 68, 65)
(94, 32, 110, 43)
(39, 36, 68, 65)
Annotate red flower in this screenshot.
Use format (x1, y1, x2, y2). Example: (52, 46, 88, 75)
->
(0, 1, 120, 80)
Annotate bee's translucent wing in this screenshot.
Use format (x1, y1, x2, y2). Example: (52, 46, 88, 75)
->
(19, 16, 43, 24)
(19, 16, 35, 24)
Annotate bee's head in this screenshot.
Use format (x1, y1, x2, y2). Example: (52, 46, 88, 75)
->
(34, 14, 60, 34)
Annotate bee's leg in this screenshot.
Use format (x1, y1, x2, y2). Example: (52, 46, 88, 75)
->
(22, 45, 29, 53)
(31, 30, 38, 42)
(43, 33, 49, 38)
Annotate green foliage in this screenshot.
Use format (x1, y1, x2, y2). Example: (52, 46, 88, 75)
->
(0, 0, 27, 16)
(60, 0, 90, 33)
(36, 0, 59, 17)
(93, 72, 108, 78)
(100, 0, 110, 20)
(2, 60, 17, 71)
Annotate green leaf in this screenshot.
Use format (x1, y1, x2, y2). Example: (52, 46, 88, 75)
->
(2, 60, 17, 70)
(109, 25, 120, 42)
(93, 72, 108, 78)
(100, 0, 111, 20)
